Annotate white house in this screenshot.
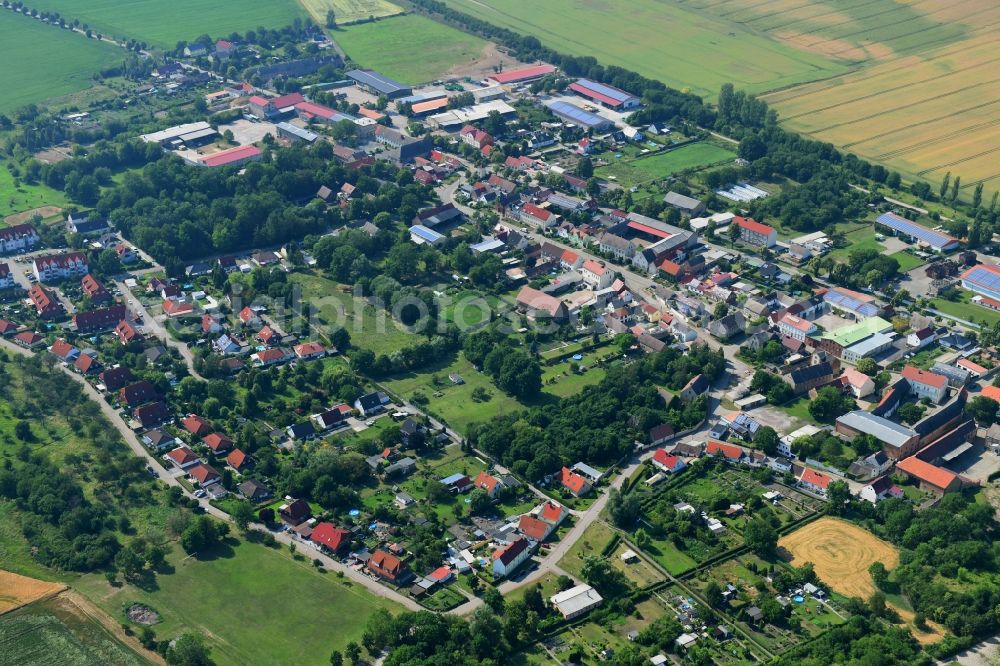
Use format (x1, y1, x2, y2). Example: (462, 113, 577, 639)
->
(492, 537, 532, 578)
(840, 368, 875, 399)
(859, 475, 904, 504)
(734, 217, 776, 248)
(901, 365, 948, 404)
(0, 224, 40, 254)
(906, 327, 936, 349)
(579, 259, 614, 289)
(33, 252, 88, 282)
(778, 313, 817, 342)
(550, 584, 603, 619)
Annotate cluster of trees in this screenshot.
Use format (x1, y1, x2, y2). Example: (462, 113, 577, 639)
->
(463, 330, 542, 399)
(351, 329, 461, 379)
(761, 168, 867, 232)
(470, 345, 722, 481)
(808, 386, 856, 423)
(749, 370, 793, 406)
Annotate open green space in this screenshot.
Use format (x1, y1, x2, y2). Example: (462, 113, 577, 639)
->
(75, 539, 398, 666)
(334, 13, 487, 84)
(0, 12, 120, 113)
(0, 596, 147, 666)
(380, 354, 529, 435)
(827, 227, 886, 262)
(931, 290, 1000, 328)
(888, 251, 925, 273)
(556, 520, 615, 580)
(442, 0, 848, 98)
(595, 143, 736, 188)
(27, 0, 306, 48)
(291, 272, 418, 356)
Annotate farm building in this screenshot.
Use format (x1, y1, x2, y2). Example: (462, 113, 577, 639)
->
(428, 100, 517, 129)
(568, 78, 640, 109)
(140, 121, 218, 148)
(894, 456, 964, 496)
(488, 64, 556, 85)
(276, 122, 318, 143)
(347, 69, 412, 99)
(198, 145, 262, 168)
(545, 101, 613, 130)
(835, 411, 919, 459)
(960, 263, 1000, 300)
(876, 213, 959, 252)
(550, 584, 603, 619)
(823, 287, 883, 320)
(409, 225, 445, 246)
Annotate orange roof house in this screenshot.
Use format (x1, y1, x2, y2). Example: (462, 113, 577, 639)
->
(896, 456, 963, 495)
(474, 471, 501, 497)
(558, 466, 592, 496)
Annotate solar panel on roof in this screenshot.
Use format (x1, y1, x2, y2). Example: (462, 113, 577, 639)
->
(877, 213, 957, 249)
(546, 101, 608, 128)
(964, 265, 1000, 292)
(575, 79, 634, 104)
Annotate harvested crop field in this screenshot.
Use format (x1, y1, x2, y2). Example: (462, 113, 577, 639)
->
(778, 517, 898, 599)
(0, 570, 66, 615)
(299, 0, 402, 25)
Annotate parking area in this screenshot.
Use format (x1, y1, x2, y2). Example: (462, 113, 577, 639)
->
(944, 444, 1000, 484)
(219, 118, 278, 145)
(813, 313, 854, 334)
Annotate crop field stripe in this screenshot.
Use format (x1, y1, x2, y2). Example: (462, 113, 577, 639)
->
(917, 145, 1000, 176)
(781, 57, 1000, 120)
(810, 3, 996, 53)
(809, 77, 1000, 135)
(763, 33, 1000, 103)
(875, 118, 1000, 160)
(836, 98, 1000, 149)
(757, 0, 907, 33)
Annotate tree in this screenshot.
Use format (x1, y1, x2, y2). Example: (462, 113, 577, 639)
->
(704, 580, 724, 608)
(744, 517, 778, 556)
(728, 222, 740, 244)
(973, 182, 984, 209)
(166, 633, 214, 666)
(950, 175, 961, 202)
(868, 562, 888, 590)
(808, 386, 853, 422)
(855, 357, 878, 376)
(895, 402, 924, 424)
(230, 501, 255, 532)
(483, 586, 506, 614)
(576, 156, 593, 178)
(14, 420, 32, 441)
(469, 489, 492, 515)
(325, 9, 336, 28)
(608, 489, 642, 528)
(939, 171, 951, 199)
(113, 545, 145, 581)
(712, 301, 729, 319)
(753, 426, 779, 456)
(967, 395, 999, 426)
(826, 480, 850, 515)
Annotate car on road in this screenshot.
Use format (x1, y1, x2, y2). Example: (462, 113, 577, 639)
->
(193, 489, 206, 498)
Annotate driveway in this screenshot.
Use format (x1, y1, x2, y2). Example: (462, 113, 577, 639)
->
(115, 279, 204, 380)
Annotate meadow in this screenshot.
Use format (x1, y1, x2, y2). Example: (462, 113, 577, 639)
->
(595, 142, 737, 188)
(333, 14, 487, 84)
(299, 0, 402, 25)
(75, 539, 398, 665)
(27, 0, 306, 48)
(0, 11, 120, 113)
(0, 161, 71, 221)
(442, 0, 848, 97)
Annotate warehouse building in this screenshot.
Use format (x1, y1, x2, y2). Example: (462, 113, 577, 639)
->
(488, 64, 556, 85)
(960, 263, 1000, 301)
(347, 69, 412, 99)
(545, 101, 613, 130)
(876, 212, 959, 252)
(569, 78, 640, 109)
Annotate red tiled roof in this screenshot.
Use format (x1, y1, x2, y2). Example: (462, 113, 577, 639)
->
(540, 501, 565, 525)
(311, 522, 349, 552)
(50, 338, 76, 359)
(706, 440, 743, 460)
(294, 341, 326, 357)
(901, 365, 947, 390)
(167, 446, 198, 466)
(559, 466, 589, 494)
(201, 145, 261, 167)
(518, 515, 551, 541)
(652, 449, 682, 470)
(183, 414, 211, 435)
(493, 537, 530, 565)
(203, 432, 233, 452)
(522, 203, 552, 221)
(800, 468, 831, 490)
(474, 471, 500, 493)
(980, 385, 1000, 402)
(734, 216, 775, 236)
(956, 358, 987, 375)
(489, 64, 555, 84)
(429, 566, 453, 582)
(226, 449, 249, 470)
(896, 456, 959, 490)
(189, 463, 220, 484)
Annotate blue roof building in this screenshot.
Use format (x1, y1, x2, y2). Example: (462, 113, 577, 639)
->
(876, 212, 959, 252)
(546, 101, 613, 130)
(409, 225, 444, 246)
(960, 263, 1000, 300)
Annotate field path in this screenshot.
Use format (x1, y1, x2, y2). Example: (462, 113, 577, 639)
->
(55, 590, 165, 664)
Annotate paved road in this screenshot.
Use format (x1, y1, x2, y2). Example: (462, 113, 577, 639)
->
(115, 279, 205, 380)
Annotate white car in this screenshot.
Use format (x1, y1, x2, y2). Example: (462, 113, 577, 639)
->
(365, 420, 375, 426)
(193, 489, 206, 498)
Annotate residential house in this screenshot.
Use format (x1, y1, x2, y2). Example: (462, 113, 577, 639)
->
(901, 365, 948, 404)
(226, 449, 252, 473)
(311, 523, 350, 555)
(99, 366, 135, 391)
(251, 348, 290, 368)
(515, 286, 568, 321)
(119, 380, 158, 407)
(474, 471, 502, 498)
(354, 392, 385, 416)
(28, 285, 61, 319)
(182, 414, 212, 437)
(859, 475, 904, 504)
(142, 428, 178, 452)
(785, 361, 836, 395)
(680, 374, 709, 401)
(13, 331, 44, 348)
(49, 339, 79, 363)
(441, 473, 473, 494)
(840, 368, 875, 399)
(647, 423, 675, 447)
(279, 499, 312, 526)
(287, 421, 317, 441)
(778, 314, 817, 342)
(733, 217, 777, 247)
(558, 466, 592, 497)
(907, 327, 936, 349)
(709, 312, 745, 341)
(74, 353, 101, 375)
(652, 449, 686, 474)
(134, 401, 170, 428)
(0, 224, 40, 254)
(33, 252, 88, 282)
(579, 259, 613, 289)
(799, 468, 832, 496)
(165, 446, 200, 470)
(239, 479, 271, 501)
(189, 463, 221, 487)
(81, 274, 111, 305)
(518, 515, 555, 542)
(75, 304, 128, 333)
(369, 549, 411, 584)
(492, 537, 532, 579)
(203, 432, 233, 454)
(294, 341, 327, 360)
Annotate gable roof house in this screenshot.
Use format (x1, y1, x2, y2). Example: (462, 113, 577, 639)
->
(189, 463, 221, 487)
(474, 471, 502, 498)
(895, 456, 964, 496)
(901, 365, 948, 404)
(515, 286, 568, 322)
(859, 475, 904, 504)
(75, 304, 128, 333)
(558, 466, 592, 497)
(28, 284, 62, 319)
(165, 445, 200, 469)
(226, 449, 253, 472)
(354, 392, 385, 416)
(239, 479, 272, 501)
(119, 380, 158, 407)
(279, 498, 312, 525)
(518, 515, 555, 542)
(311, 522, 351, 554)
(709, 312, 745, 341)
(134, 401, 170, 428)
(492, 537, 532, 579)
(785, 361, 837, 395)
(114, 319, 142, 346)
(99, 366, 135, 391)
(680, 374, 709, 401)
(368, 549, 411, 584)
(203, 432, 234, 454)
(799, 468, 832, 496)
(652, 449, 686, 474)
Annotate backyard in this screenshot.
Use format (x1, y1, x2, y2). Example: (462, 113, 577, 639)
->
(595, 142, 737, 188)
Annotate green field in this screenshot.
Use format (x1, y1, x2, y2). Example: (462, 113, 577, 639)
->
(0, 162, 71, 221)
(0, 596, 147, 666)
(299, 0, 402, 25)
(75, 539, 398, 665)
(0, 12, 120, 113)
(334, 13, 487, 84)
(931, 291, 1000, 328)
(595, 143, 736, 188)
(442, 0, 848, 98)
(27, 0, 306, 48)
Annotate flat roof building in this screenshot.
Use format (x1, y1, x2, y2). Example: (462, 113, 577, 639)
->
(546, 101, 613, 130)
(550, 584, 603, 619)
(428, 100, 517, 129)
(568, 78, 640, 109)
(347, 69, 412, 99)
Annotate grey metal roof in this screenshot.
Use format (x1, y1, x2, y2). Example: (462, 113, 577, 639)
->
(347, 69, 410, 95)
(663, 191, 703, 210)
(836, 411, 916, 448)
(845, 331, 895, 356)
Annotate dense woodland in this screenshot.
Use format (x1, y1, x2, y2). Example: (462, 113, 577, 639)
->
(470, 345, 723, 479)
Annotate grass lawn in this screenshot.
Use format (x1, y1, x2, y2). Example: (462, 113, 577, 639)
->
(75, 539, 398, 665)
(556, 521, 615, 579)
(379, 354, 532, 435)
(28, 0, 306, 48)
(776, 396, 817, 427)
(643, 535, 700, 575)
(333, 14, 487, 84)
(298, 0, 402, 25)
(290, 272, 418, 356)
(828, 227, 885, 262)
(442, 0, 848, 98)
(889, 251, 925, 273)
(0, 12, 121, 113)
(930, 291, 1000, 328)
(541, 363, 607, 398)
(595, 142, 736, 188)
